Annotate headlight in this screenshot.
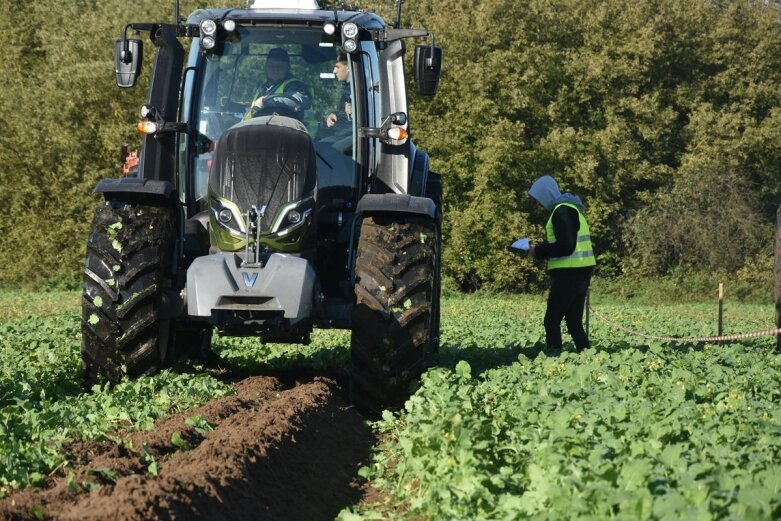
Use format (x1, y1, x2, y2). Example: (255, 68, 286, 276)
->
(271, 199, 314, 234)
(223, 20, 236, 32)
(287, 210, 302, 224)
(323, 23, 336, 35)
(200, 20, 217, 36)
(218, 208, 233, 224)
(211, 198, 245, 237)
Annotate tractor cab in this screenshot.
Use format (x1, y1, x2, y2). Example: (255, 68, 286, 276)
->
(184, 23, 360, 213)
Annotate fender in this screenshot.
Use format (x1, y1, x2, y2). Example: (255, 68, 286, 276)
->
(93, 177, 177, 204)
(355, 193, 435, 219)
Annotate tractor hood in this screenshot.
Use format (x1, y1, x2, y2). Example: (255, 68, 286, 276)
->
(208, 116, 317, 252)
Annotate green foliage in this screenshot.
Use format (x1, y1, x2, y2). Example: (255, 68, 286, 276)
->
(2, 289, 780, 520)
(215, 329, 350, 372)
(2, 0, 780, 290)
(355, 295, 781, 520)
(625, 164, 771, 275)
(592, 269, 773, 305)
(0, 0, 207, 288)
(401, 0, 781, 290)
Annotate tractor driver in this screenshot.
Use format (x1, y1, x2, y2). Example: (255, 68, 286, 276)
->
(247, 47, 311, 120)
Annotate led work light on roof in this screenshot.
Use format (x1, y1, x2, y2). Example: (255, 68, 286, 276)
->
(342, 22, 358, 39)
(200, 19, 217, 36)
(341, 22, 359, 54)
(202, 36, 216, 50)
(342, 39, 357, 53)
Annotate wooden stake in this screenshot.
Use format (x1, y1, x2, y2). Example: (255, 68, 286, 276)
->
(585, 289, 590, 338)
(775, 206, 781, 352)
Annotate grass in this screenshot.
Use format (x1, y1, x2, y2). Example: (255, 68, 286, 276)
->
(0, 290, 80, 321)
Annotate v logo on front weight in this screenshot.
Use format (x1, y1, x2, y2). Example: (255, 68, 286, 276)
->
(242, 272, 258, 288)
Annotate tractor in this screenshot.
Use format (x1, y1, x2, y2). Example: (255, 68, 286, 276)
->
(82, 0, 443, 412)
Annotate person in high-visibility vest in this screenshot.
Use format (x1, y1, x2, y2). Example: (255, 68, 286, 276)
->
(247, 47, 311, 120)
(528, 175, 596, 352)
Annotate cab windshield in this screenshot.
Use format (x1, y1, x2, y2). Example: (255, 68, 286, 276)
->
(189, 25, 358, 204)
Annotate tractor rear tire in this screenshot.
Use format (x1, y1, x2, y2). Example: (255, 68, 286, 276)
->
(81, 200, 175, 389)
(350, 215, 439, 413)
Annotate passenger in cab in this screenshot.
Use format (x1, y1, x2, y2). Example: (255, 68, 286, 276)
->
(324, 53, 352, 133)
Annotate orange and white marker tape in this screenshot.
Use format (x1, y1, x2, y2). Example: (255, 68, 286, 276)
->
(588, 304, 781, 344)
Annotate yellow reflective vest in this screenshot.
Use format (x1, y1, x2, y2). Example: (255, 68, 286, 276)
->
(244, 78, 309, 120)
(545, 203, 596, 270)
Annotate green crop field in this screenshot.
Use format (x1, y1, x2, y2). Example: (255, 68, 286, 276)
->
(1, 290, 779, 519)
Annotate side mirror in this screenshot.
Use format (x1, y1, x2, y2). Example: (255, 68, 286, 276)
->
(414, 45, 442, 96)
(114, 38, 143, 88)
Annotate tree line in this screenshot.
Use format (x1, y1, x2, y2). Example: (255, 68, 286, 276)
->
(1, 0, 779, 291)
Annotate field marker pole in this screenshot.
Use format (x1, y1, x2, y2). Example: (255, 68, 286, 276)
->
(775, 205, 781, 353)
(718, 282, 724, 337)
(585, 289, 590, 338)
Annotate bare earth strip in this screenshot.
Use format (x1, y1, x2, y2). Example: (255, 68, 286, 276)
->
(0, 376, 377, 521)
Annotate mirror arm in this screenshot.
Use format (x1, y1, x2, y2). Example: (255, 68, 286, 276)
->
(359, 112, 407, 141)
(160, 122, 189, 134)
(119, 24, 132, 64)
(426, 35, 437, 69)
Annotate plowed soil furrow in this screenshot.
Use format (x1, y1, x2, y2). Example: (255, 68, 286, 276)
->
(0, 376, 376, 521)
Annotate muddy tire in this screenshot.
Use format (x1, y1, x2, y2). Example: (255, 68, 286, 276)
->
(350, 215, 439, 412)
(81, 200, 175, 389)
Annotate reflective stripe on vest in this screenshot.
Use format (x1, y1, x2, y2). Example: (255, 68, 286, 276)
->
(545, 203, 596, 270)
(264, 78, 300, 97)
(244, 78, 308, 121)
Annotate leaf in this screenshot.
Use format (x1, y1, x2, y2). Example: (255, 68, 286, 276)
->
(171, 431, 191, 451)
(66, 471, 78, 493)
(29, 506, 46, 521)
(455, 360, 471, 379)
(80, 481, 102, 493)
(737, 484, 772, 513)
(620, 459, 652, 491)
(90, 467, 118, 483)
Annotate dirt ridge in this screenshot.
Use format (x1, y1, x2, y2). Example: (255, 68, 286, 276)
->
(0, 376, 376, 521)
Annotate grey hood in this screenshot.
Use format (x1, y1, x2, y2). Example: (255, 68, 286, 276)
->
(528, 175, 584, 211)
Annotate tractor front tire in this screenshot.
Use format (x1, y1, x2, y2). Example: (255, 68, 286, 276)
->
(81, 200, 175, 389)
(350, 215, 439, 413)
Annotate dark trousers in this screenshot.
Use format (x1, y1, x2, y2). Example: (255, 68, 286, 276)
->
(544, 275, 591, 350)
